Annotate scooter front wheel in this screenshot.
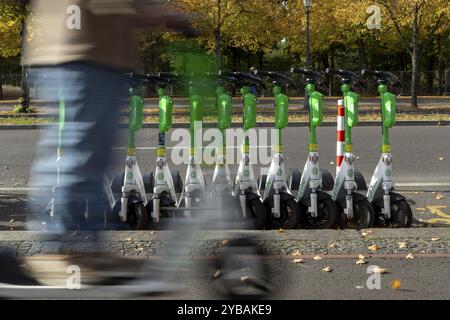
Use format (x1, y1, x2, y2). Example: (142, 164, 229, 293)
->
(247, 198, 268, 230)
(344, 199, 375, 230)
(269, 198, 302, 230)
(299, 197, 339, 229)
(374, 199, 412, 228)
(127, 203, 150, 230)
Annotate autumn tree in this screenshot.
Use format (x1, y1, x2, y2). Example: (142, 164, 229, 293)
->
(374, 0, 449, 107)
(0, 0, 26, 99)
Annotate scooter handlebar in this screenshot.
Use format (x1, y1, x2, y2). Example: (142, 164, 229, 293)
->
(290, 67, 325, 84)
(361, 69, 402, 87)
(250, 69, 299, 90)
(220, 71, 267, 90)
(126, 72, 166, 87)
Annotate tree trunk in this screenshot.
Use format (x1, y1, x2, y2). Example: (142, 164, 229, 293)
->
(357, 39, 366, 71)
(426, 54, 435, 95)
(215, 29, 222, 71)
(0, 75, 3, 100)
(410, 4, 419, 108)
(258, 51, 264, 70)
(328, 49, 335, 96)
(21, 65, 30, 110)
(438, 58, 444, 95)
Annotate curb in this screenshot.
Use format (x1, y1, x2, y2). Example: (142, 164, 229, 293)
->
(0, 121, 448, 130)
(1, 229, 448, 257)
(0, 228, 449, 242)
(1, 109, 450, 119)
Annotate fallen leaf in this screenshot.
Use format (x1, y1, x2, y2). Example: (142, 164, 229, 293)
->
(438, 157, 445, 161)
(213, 270, 222, 279)
(356, 258, 367, 265)
(368, 244, 379, 252)
(355, 286, 364, 289)
(330, 161, 335, 165)
(313, 255, 322, 261)
(150, 231, 156, 235)
(372, 267, 388, 274)
(292, 250, 302, 256)
(329, 243, 338, 248)
(398, 242, 408, 249)
(293, 259, 304, 264)
(9, 219, 14, 223)
(322, 266, 333, 273)
(277, 228, 285, 234)
(434, 194, 444, 200)
(125, 238, 133, 242)
(391, 280, 402, 290)
(240, 276, 249, 282)
(362, 230, 373, 237)
(431, 238, 440, 241)
(222, 240, 229, 245)
(406, 254, 415, 260)
(416, 208, 427, 212)
(358, 254, 366, 260)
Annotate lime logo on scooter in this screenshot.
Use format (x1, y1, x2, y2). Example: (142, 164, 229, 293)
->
(244, 169, 250, 177)
(277, 168, 283, 176)
(347, 169, 354, 178)
(312, 167, 318, 175)
(385, 169, 392, 177)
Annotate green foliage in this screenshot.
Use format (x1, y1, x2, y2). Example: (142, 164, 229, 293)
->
(0, 0, 26, 58)
(13, 97, 36, 114)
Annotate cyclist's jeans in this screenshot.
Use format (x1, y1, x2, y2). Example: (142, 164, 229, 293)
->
(27, 63, 126, 236)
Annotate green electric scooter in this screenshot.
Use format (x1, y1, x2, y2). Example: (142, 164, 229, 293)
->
(111, 73, 155, 230)
(326, 69, 375, 229)
(178, 77, 208, 212)
(289, 68, 339, 229)
(217, 72, 269, 229)
(251, 70, 303, 230)
(145, 80, 183, 228)
(361, 70, 412, 228)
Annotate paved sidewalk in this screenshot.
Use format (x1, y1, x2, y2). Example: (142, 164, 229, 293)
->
(0, 229, 449, 257)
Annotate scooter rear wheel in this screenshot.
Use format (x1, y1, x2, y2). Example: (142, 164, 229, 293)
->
(343, 199, 375, 230)
(269, 198, 302, 230)
(299, 197, 339, 229)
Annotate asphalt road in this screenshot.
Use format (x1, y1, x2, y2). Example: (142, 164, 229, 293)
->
(169, 256, 450, 300)
(0, 126, 449, 187)
(1, 256, 448, 300)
